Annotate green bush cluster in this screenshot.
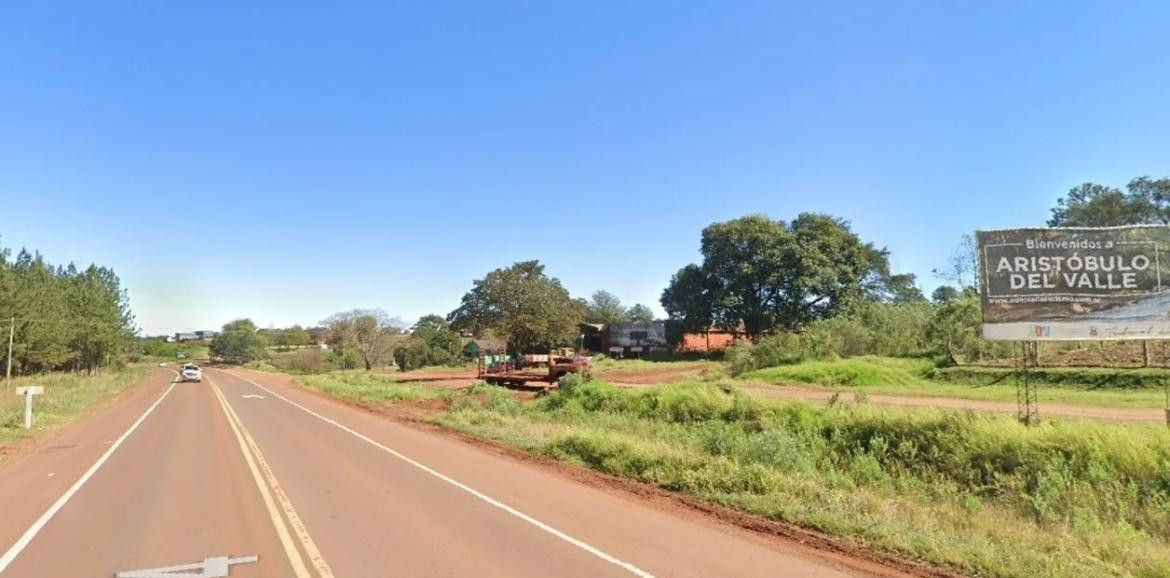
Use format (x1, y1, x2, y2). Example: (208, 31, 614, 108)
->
(394, 315, 464, 372)
(724, 296, 1029, 376)
(726, 302, 935, 376)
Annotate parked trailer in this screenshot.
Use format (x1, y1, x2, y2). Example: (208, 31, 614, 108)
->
(477, 349, 590, 388)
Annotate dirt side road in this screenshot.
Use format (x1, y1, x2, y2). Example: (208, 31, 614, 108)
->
(734, 384, 1165, 422)
(0, 366, 917, 577)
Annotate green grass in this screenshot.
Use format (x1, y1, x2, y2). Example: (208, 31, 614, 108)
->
(591, 358, 715, 371)
(436, 379, 1170, 578)
(294, 373, 451, 404)
(738, 356, 1170, 409)
(0, 367, 150, 454)
(935, 365, 1170, 389)
(740, 356, 933, 387)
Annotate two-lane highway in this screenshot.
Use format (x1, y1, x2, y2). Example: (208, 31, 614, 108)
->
(0, 367, 878, 577)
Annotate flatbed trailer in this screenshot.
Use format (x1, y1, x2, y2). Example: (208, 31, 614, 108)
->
(477, 350, 590, 388)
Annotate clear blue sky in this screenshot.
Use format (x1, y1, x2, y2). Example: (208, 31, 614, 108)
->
(2, 2, 1168, 335)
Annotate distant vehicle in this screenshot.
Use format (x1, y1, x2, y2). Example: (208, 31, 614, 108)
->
(180, 364, 202, 383)
(158, 362, 167, 367)
(176, 352, 188, 359)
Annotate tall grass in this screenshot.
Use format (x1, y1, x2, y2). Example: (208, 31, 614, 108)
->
(740, 356, 933, 386)
(295, 373, 450, 404)
(0, 367, 149, 452)
(437, 379, 1170, 577)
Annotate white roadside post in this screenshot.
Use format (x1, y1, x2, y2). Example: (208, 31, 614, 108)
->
(14, 386, 44, 429)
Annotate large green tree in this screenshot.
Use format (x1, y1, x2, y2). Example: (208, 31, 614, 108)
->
(1048, 176, 1170, 226)
(448, 260, 586, 352)
(210, 319, 269, 364)
(661, 214, 899, 340)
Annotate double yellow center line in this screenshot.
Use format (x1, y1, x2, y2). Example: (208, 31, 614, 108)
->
(208, 375, 334, 578)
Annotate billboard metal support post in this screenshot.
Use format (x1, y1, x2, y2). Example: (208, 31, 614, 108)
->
(1163, 341, 1169, 428)
(1017, 341, 1039, 426)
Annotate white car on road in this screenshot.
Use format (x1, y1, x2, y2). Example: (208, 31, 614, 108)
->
(179, 364, 203, 383)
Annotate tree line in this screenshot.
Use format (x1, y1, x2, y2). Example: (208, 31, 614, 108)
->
(0, 241, 134, 375)
(215, 173, 1170, 371)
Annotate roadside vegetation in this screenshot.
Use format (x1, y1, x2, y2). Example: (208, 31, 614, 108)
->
(295, 373, 449, 405)
(0, 240, 134, 375)
(264, 189, 1170, 576)
(0, 367, 148, 453)
(433, 378, 1170, 578)
(133, 339, 210, 362)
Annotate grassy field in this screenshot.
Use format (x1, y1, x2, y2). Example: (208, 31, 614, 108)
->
(0, 367, 149, 454)
(739, 357, 1170, 408)
(295, 373, 451, 404)
(435, 379, 1170, 578)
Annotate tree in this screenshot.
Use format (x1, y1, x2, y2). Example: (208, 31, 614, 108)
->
(66, 265, 134, 373)
(865, 246, 925, 303)
(932, 234, 979, 291)
(931, 285, 960, 304)
(448, 260, 587, 352)
(395, 314, 462, 371)
(661, 214, 882, 340)
(323, 309, 404, 370)
(210, 319, 269, 364)
(926, 289, 983, 365)
(1048, 177, 1170, 227)
(661, 264, 714, 337)
(392, 338, 430, 372)
(0, 242, 134, 375)
(626, 303, 655, 323)
(283, 325, 311, 349)
(585, 290, 630, 325)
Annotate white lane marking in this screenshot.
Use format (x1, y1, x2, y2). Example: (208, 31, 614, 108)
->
(117, 554, 258, 578)
(209, 377, 333, 578)
(0, 374, 179, 574)
(241, 394, 265, 399)
(222, 370, 656, 578)
(208, 378, 311, 578)
(213, 378, 333, 577)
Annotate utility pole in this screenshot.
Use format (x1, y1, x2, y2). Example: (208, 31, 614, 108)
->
(5, 316, 13, 388)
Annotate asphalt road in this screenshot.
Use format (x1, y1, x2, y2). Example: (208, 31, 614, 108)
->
(0, 368, 877, 577)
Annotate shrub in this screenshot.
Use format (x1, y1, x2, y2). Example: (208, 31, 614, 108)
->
(393, 337, 430, 372)
(287, 349, 329, 373)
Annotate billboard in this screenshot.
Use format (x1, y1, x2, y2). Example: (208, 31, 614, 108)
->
(978, 226, 1170, 340)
